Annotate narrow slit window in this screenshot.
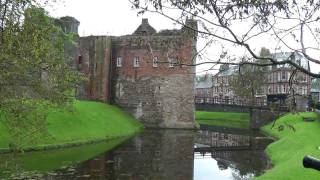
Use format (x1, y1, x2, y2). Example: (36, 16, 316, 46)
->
(168, 58, 174, 68)
(153, 56, 159, 67)
(116, 57, 122, 67)
(133, 57, 140, 67)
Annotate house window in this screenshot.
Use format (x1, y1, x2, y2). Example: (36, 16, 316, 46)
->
(153, 56, 159, 67)
(282, 71, 286, 80)
(133, 57, 140, 67)
(302, 86, 308, 95)
(268, 75, 272, 82)
(116, 57, 122, 67)
(168, 58, 174, 68)
(302, 74, 307, 82)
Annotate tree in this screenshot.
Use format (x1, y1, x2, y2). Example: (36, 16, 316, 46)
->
(229, 48, 269, 106)
(0, 3, 82, 148)
(131, 0, 320, 78)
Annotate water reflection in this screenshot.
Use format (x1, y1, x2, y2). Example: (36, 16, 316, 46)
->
(47, 130, 195, 180)
(1, 128, 273, 180)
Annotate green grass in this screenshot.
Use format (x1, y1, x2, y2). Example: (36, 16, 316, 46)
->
(195, 111, 250, 129)
(0, 137, 129, 177)
(0, 100, 143, 149)
(257, 112, 320, 180)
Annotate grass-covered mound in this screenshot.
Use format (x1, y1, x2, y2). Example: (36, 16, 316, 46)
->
(0, 100, 143, 150)
(0, 137, 129, 177)
(257, 112, 320, 180)
(195, 111, 250, 129)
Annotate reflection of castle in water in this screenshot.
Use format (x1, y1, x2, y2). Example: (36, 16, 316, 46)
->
(49, 130, 195, 180)
(31, 129, 272, 180)
(105, 130, 195, 180)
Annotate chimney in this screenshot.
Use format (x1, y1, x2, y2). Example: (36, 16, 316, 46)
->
(142, 18, 148, 24)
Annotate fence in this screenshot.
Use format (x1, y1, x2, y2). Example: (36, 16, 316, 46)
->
(195, 96, 288, 111)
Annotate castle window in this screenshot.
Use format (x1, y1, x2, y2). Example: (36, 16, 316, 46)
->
(133, 57, 140, 67)
(168, 58, 174, 68)
(116, 57, 122, 67)
(153, 56, 159, 67)
(78, 55, 82, 64)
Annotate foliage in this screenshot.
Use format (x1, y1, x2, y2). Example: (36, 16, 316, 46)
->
(195, 111, 250, 129)
(229, 59, 268, 102)
(0, 3, 83, 147)
(259, 112, 320, 180)
(228, 48, 270, 102)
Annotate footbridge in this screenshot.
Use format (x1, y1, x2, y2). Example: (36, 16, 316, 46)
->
(195, 96, 289, 129)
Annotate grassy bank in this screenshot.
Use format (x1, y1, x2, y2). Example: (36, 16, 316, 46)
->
(0, 137, 130, 178)
(257, 112, 320, 180)
(195, 111, 250, 129)
(0, 100, 143, 150)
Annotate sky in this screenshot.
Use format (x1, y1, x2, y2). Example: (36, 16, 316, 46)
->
(48, 0, 178, 36)
(46, 0, 320, 75)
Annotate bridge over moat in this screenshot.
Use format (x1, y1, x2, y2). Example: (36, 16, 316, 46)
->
(195, 96, 289, 129)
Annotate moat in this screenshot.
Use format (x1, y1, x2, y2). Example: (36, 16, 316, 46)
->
(0, 127, 273, 180)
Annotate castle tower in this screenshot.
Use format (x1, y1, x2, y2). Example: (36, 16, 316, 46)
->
(76, 18, 197, 129)
(111, 18, 197, 128)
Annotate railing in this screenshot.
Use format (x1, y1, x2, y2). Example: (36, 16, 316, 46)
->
(195, 96, 288, 111)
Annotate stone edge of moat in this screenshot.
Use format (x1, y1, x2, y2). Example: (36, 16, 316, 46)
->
(0, 131, 143, 155)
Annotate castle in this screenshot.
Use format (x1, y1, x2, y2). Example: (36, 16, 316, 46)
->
(59, 17, 197, 128)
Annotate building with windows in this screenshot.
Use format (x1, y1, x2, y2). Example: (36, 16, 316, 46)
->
(195, 74, 213, 103)
(209, 52, 312, 110)
(71, 18, 197, 128)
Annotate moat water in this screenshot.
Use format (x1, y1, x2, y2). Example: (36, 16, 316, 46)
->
(0, 126, 273, 180)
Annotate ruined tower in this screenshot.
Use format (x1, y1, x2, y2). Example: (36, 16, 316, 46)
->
(76, 18, 197, 129)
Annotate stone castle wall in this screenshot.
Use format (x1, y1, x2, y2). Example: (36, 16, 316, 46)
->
(77, 36, 112, 103)
(111, 33, 196, 128)
(74, 19, 197, 129)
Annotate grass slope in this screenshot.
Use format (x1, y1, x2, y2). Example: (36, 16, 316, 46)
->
(257, 112, 320, 180)
(0, 137, 129, 177)
(0, 100, 143, 149)
(195, 111, 250, 129)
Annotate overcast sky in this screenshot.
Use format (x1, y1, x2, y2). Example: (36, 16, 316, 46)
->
(48, 0, 177, 36)
(46, 0, 320, 75)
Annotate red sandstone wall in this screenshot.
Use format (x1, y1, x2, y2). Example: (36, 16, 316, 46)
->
(112, 37, 194, 78)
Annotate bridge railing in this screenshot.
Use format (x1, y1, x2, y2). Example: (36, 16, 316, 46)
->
(195, 96, 288, 111)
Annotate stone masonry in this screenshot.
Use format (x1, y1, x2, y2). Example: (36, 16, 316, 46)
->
(69, 18, 197, 129)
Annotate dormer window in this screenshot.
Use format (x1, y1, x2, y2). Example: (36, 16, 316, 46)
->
(153, 56, 159, 67)
(116, 57, 122, 67)
(133, 57, 140, 67)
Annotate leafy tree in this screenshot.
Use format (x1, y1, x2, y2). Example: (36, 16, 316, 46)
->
(230, 48, 269, 103)
(0, 3, 83, 148)
(229, 58, 267, 106)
